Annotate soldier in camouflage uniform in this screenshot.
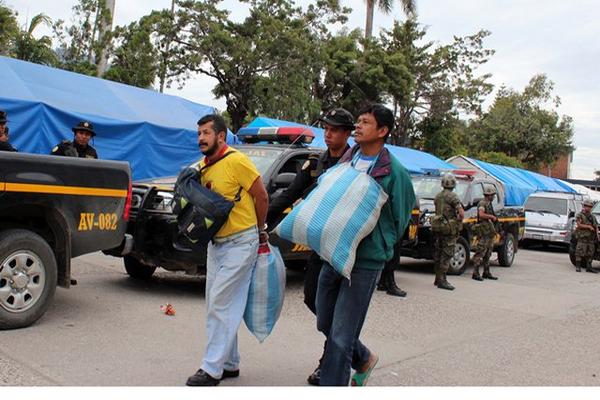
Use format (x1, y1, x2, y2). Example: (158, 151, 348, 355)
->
(471, 186, 499, 281)
(574, 199, 598, 273)
(433, 173, 464, 291)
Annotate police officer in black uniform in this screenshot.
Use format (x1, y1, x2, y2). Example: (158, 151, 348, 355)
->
(51, 121, 99, 159)
(266, 108, 354, 385)
(0, 110, 17, 152)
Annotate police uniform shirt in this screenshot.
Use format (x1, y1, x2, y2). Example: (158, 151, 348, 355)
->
(52, 140, 98, 159)
(266, 145, 350, 229)
(0, 141, 17, 152)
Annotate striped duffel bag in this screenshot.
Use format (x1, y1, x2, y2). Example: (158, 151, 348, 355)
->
(244, 243, 286, 342)
(274, 162, 388, 279)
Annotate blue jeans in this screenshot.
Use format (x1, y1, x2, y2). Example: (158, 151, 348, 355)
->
(316, 262, 381, 386)
(200, 227, 259, 379)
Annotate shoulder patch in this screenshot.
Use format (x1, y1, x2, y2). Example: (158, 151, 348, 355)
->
(302, 160, 311, 170)
(52, 146, 58, 152)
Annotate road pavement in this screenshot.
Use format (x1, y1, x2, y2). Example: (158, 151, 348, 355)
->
(2, 247, 600, 386)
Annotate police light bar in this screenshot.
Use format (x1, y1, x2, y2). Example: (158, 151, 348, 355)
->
(452, 169, 477, 177)
(237, 126, 315, 144)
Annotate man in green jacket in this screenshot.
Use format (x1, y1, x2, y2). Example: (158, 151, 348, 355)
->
(316, 104, 415, 386)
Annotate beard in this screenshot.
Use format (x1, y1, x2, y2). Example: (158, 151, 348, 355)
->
(200, 140, 219, 156)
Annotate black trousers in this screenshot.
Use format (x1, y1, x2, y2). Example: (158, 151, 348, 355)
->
(303, 251, 323, 315)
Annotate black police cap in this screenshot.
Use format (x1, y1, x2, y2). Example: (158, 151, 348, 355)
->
(0, 110, 7, 123)
(319, 108, 355, 130)
(72, 121, 96, 136)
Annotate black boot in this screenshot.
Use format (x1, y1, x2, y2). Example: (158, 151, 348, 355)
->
(434, 268, 442, 286)
(482, 268, 498, 280)
(437, 273, 455, 290)
(576, 261, 582, 272)
(586, 261, 598, 273)
(472, 273, 483, 281)
(382, 268, 407, 297)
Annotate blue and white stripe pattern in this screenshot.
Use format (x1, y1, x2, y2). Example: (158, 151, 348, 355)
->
(275, 163, 389, 279)
(244, 244, 286, 343)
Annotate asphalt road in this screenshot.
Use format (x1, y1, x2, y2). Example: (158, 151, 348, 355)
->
(2, 246, 600, 386)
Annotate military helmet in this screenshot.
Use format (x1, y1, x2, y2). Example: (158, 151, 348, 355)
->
(583, 199, 594, 207)
(483, 185, 497, 196)
(72, 120, 96, 137)
(441, 173, 457, 189)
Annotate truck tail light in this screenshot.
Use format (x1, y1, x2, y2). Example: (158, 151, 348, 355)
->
(123, 180, 132, 221)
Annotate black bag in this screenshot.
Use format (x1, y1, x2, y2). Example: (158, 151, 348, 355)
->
(172, 152, 241, 249)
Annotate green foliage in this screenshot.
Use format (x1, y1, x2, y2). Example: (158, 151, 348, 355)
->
(53, 0, 112, 75)
(476, 151, 524, 169)
(0, 3, 19, 54)
(103, 20, 157, 88)
(10, 13, 58, 66)
(364, 0, 416, 39)
(467, 74, 574, 170)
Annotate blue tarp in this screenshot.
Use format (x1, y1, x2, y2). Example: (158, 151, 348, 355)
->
(247, 116, 456, 175)
(0, 56, 238, 180)
(468, 158, 576, 206)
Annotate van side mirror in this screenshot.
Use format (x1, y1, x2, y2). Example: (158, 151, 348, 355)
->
(568, 210, 575, 219)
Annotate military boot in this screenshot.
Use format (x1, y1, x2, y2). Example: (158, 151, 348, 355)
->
(575, 259, 582, 273)
(434, 268, 442, 286)
(437, 273, 455, 291)
(472, 261, 483, 281)
(482, 266, 498, 280)
(586, 260, 598, 274)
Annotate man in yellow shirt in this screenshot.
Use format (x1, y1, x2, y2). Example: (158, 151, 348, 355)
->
(186, 114, 269, 386)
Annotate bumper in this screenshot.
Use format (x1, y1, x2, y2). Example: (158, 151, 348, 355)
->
(102, 233, 134, 257)
(523, 228, 569, 244)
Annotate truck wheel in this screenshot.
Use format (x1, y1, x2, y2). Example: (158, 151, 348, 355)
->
(124, 255, 156, 279)
(498, 233, 516, 267)
(0, 229, 57, 330)
(569, 240, 577, 267)
(447, 237, 470, 276)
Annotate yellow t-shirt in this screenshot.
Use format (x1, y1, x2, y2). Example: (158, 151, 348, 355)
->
(199, 148, 260, 238)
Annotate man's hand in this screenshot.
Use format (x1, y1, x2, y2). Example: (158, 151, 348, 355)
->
(259, 231, 269, 244)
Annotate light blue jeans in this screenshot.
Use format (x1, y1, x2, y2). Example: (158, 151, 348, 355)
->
(200, 227, 259, 379)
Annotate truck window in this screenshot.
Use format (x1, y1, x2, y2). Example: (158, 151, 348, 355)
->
(471, 183, 483, 201)
(524, 197, 568, 216)
(234, 147, 283, 175)
(412, 177, 469, 200)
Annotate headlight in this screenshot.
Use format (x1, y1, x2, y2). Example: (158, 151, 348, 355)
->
(552, 223, 567, 230)
(152, 191, 174, 213)
(422, 214, 432, 228)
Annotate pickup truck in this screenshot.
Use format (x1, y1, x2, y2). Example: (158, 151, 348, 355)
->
(401, 170, 525, 275)
(0, 152, 131, 329)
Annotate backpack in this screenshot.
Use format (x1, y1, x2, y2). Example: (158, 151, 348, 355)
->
(172, 151, 241, 249)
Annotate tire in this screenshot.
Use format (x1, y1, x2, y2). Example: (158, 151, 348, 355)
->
(569, 239, 577, 267)
(0, 229, 57, 330)
(498, 233, 516, 267)
(124, 255, 156, 279)
(447, 236, 470, 276)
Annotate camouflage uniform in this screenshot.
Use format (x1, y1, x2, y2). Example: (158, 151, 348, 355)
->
(433, 188, 462, 290)
(472, 198, 497, 279)
(574, 210, 598, 272)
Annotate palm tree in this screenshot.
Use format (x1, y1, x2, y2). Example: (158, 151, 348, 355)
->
(365, 0, 417, 39)
(11, 13, 57, 66)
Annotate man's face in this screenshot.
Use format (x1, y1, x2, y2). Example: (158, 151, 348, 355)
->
(74, 130, 92, 146)
(485, 193, 495, 201)
(354, 113, 387, 145)
(198, 121, 223, 156)
(0, 123, 7, 142)
(323, 123, 351, 151)
(584, 204, 592, 213)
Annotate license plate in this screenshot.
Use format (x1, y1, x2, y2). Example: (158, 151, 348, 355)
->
(533, 234, 543, 240)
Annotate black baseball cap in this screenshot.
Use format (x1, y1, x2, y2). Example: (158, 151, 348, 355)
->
(319, 108, 355, 130)
(72, 120, 96, 136)
(0, 110, 7, 123)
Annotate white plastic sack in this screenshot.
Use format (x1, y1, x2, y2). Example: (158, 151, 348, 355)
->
(244, 243, 286, 342)
(274, 162, 388, 279)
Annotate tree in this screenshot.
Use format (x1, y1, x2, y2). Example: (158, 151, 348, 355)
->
(53, 0, 112, 75)
(176, 0, 349, 131)
(380, 20, 494, 151)
(365, 0, 416, 39)
(594, 170, 600, 182)
(467, 74, 574, 170)
(11, 13, 58, 66)
(0, 3, 19, 55)
(103, 20, 157, 88)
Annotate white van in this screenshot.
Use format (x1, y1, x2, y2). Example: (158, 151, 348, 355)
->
(523, 191, 585, 246)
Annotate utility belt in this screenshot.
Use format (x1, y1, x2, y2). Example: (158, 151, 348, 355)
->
(473, 220, 496, 237)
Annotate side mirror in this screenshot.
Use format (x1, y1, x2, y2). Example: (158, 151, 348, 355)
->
(568, 210, 575, 218)
(273, 172, 296, 188)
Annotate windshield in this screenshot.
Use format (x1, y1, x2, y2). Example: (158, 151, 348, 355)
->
(412, 177, 469, 201)
(524, 197, 568, 215)
(593, 201, 600, 216)
(191, 147, 284, 176)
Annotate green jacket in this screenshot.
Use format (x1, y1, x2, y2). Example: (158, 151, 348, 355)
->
(339, 145, 416, 271)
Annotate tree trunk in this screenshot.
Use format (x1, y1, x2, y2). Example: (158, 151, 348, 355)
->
(159, 0, 176, 93)
(97, 0, 115, 77)
(365, 0, 375, 39)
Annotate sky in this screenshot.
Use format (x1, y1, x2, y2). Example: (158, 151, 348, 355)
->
(6, 0, 600, 180)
